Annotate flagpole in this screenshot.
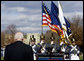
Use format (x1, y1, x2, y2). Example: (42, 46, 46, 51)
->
(41, 1, 43, 35)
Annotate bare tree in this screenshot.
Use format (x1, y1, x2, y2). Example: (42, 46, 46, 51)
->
(5, 24, 17, 34)
(45, 30, 60, 45)
(4, 24, 17, 45)
(70, 16, 83, 51)
(1, 31, 5, 47)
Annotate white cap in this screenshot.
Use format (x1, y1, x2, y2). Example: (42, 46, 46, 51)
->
(73, 38, 75, 42)
(51, 41, 54, 45)
(40, 40, 44, 45)
(14, 32, 24, 40)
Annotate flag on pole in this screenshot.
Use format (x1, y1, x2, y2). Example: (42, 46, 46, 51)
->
(42, 3, 62, 35)
(64, 17, 72, 44)
(64, 17, 72, 37)
(51, 1, 64, 36)
(58, 1, 72, 37)
(58, 1, 72, 44)
(42, 3, 48, 26)
(58, 1, 68, 40)
(58, 1, 67, 31)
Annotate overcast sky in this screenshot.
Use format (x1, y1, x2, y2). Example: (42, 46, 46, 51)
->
(1, 1, 83, 34)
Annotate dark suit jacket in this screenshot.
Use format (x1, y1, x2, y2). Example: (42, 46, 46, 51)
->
(4, 41, 34, 60)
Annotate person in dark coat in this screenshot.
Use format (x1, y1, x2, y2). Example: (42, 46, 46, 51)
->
(4, 32, 34, 60)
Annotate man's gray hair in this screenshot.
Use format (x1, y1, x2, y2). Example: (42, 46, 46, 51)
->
(14, 32, 24, 40)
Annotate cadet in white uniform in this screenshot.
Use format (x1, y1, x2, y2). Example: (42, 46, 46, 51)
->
(60, 39, 70, 60)
(69, 38, 80, 60)
(37, 34, 46, 54)
(29, 35, 37, 60)
(40, 36, 46, 54)
(60, 39, 66, 53)
(50, 33, 56, 53)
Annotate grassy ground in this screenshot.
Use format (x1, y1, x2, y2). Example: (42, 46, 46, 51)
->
(79, 53, 83, 60)
(1, 57, 4, 60)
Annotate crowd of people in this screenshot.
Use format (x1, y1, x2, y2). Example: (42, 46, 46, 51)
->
(29, 33, 80, 60)
(4, 32, 80, 60)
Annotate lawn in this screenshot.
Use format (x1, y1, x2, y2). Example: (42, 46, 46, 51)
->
(1, 57, 4, 60)
(79, 54, 83, 60)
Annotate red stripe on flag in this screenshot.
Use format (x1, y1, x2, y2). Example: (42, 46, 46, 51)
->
(43, 15, 46, 17)
(50, 26, 61, 36)
(47, 21, 51, 24)
(54, 25, 63, 34)
(42, 23, 48, 25)
(43, 19, 47, 21)
(46, 16, 50, 20)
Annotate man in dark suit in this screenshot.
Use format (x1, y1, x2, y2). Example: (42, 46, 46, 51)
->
(4, 32, 34, 60)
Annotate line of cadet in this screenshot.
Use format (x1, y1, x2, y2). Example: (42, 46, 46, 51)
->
(29, 33, 80, 60)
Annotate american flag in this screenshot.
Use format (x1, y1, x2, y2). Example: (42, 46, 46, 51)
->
(42, 3, 63, 36)
(42, 3, 48, 26)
